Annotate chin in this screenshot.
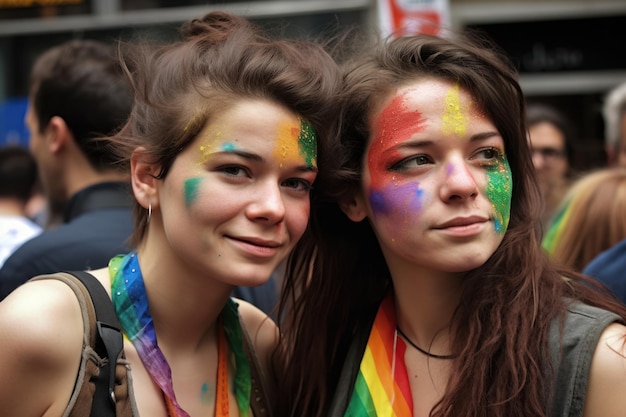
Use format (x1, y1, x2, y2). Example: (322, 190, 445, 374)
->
(228, 270, 276, 287)
(441, 255, 491, 273)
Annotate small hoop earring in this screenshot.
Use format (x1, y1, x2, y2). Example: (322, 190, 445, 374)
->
(147, 203, 152, 224)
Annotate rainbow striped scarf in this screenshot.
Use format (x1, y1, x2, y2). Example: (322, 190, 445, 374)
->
(109, 252, 251, 417)
(345, 294, 413, 416)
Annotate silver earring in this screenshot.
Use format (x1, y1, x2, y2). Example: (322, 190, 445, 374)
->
(147, 203, 152, 224)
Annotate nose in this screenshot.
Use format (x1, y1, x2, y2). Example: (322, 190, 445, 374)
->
(246, 181, 286, 224)
(440, 161, 479, 202)
(531, 152, 545, 171)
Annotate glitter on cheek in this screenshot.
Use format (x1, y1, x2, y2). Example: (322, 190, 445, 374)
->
(485, 157, 513, 234)
(441, 84, 468, 137)
(184, 177, 202, 208)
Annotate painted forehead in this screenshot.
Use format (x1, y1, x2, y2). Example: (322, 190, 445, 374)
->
(372, 82, 470, 139)
(195, 116, 318, 168)
(274, 118, 317, 169)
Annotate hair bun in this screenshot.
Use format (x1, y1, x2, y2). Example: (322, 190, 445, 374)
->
(179, 11, 247, 42)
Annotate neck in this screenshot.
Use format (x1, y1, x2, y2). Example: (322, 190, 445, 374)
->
(134, 239, 233, 350)
(396, 325, 458, 359)
(392, 269, 463, 356)
(61, 148, 127, 198)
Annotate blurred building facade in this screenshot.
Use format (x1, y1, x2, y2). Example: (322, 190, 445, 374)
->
(1, 0, 625, 169)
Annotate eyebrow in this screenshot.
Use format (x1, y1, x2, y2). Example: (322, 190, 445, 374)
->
(219, 149, 318, 172)
(382, 131, 502, 154)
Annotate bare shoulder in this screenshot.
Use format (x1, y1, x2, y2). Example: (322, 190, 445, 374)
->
(0, 276, 84, 416)
(583, 322, 626, 417)
(89, 266, 112, 296)
(233, 298, 278, 367)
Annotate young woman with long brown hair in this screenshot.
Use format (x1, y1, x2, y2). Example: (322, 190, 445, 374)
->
(274, 32, 626, 417)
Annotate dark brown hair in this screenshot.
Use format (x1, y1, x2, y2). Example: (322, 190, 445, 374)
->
(29, 39, 133, 171)
(0, 146, 38, 202)
(109, 11, 342, 246)
(274, 32, 626, 417)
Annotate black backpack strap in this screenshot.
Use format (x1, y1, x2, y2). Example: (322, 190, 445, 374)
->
(65, 270, 125, 416)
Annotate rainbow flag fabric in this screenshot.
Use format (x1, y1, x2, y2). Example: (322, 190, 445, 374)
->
(345, 295, 413, 416)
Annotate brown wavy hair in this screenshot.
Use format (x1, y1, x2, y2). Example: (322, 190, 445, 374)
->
(274, 32, 626, 417)
(108, 11, 342, 246)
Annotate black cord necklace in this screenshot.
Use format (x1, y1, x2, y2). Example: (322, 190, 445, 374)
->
(396, 326, 458, 360)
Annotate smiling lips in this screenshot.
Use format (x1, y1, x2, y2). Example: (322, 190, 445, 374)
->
(226, 235, 282, 257)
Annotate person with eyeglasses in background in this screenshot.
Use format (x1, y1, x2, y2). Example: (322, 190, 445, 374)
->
(602, 81, 626, 168)
(526, 103, 576, 230)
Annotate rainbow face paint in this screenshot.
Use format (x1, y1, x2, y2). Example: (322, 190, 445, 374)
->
(360, 79, 510, 274)
(186, 142, 238, 208)
(485, 156, 513, 234)
(274, 118, 317, 169)
(298, 119, 317, 169)
(184, 177, 202, 208)
(442, 84, 467, 137)
(367, 91, 428, 225)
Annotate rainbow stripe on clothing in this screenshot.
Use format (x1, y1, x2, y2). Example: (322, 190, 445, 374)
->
(345, 295, 413, 416)
(542, 197, 572, 254)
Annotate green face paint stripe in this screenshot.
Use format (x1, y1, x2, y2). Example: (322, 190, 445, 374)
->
(184, 177, 202, 208)
(297, 119, 318, 169)
(485, 157, 512, 235)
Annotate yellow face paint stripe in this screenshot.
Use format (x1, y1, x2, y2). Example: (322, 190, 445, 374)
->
(442, 84, 467, 137)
